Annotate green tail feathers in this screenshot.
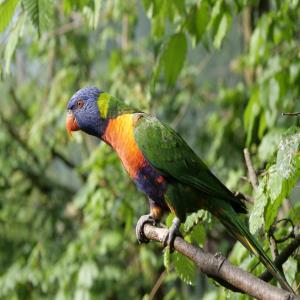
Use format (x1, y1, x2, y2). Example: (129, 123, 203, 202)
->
(213, 203, 294, 293)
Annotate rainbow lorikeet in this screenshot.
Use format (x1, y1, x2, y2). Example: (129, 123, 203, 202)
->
(66, 87, 293, 292)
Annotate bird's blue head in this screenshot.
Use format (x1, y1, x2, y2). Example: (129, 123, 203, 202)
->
(66, 86, 107, 137)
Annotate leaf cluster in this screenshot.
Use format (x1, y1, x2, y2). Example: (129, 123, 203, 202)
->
(0, 0, 300, 299)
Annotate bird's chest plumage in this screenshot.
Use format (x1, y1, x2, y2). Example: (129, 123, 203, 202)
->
(102, 114, 167, 200)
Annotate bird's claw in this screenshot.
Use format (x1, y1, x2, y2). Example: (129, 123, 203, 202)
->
(163, 217, 182, 252)
(136, 214, 156, 244)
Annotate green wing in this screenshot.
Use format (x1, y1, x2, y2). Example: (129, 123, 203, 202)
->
(134, 114, 246, 213)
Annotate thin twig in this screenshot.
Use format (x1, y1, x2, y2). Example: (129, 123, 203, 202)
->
(43, 18, 82, 41)
(271, 219, 295, 244)
(268, 233, 284, 277)
(243, 148, 258, 189)
(9, 87, 29, 119)
(267, 219, 296, 283)
(269, 234, 280, 259)
(282, 112, 300, 116)
(260, 234, 300, 283)
(148, 270, 167, 300)
(143, 224, 299, 300)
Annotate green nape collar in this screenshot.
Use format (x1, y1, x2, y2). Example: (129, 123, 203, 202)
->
(97, 92, 140, 119)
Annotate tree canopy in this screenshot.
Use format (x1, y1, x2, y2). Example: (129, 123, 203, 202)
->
(0, 0, 299, 299)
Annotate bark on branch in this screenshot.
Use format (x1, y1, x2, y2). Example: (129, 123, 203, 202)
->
(143, 224, 299, 300)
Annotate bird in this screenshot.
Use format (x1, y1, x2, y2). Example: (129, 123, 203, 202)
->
(66, 86, 293, 293)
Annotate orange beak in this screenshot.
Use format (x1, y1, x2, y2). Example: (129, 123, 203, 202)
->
(66, 110, 79, 136)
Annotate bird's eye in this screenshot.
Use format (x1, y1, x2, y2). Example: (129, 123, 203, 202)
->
(76, 99, 84, 109)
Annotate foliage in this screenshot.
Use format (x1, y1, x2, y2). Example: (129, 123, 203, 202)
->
(250, 128, 300, 234)
(22, 0, 54, 35)
(0, 0, 299, 299)
(0, 0, 19, 33)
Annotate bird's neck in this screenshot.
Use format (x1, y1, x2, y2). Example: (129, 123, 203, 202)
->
(101, 114, 145, 178)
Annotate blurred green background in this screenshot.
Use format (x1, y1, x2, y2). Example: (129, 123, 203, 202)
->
(0, 0, 300, 299)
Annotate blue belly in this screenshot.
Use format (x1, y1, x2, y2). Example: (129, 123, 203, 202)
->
(134, 164, 167, 205)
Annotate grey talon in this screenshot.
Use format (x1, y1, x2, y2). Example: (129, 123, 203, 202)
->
(136, 214, 155, 244)
(164, 217, 181, 252)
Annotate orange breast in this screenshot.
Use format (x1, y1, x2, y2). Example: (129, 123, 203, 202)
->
(102, 114, 145, 178)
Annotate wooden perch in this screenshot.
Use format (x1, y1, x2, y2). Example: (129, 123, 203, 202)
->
(143, 224, 300, 300)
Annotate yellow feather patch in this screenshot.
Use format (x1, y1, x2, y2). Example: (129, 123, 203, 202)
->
(97, 93, 111, 118)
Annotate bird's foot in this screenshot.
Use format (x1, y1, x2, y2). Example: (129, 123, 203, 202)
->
(136, 214, 157, 244)
(163, 217, 182, 252)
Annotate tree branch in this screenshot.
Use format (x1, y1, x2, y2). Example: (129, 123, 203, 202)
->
(0, 111, 41, 166)
(260, 234, 300, 282)
(143, 224, 299, 300)
(243, 148, 258, 190)
(148, 270, 167, 300)
(268, 218, 296, 275)
(242, 6, 254, 85)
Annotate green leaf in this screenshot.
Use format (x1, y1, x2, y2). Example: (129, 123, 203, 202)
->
(289, 62, 300, 84)
(22, 0, 54, 35)
(229, 242, 248, 266)
(264, 170, 285, 231)
(262, 128, 300, 230)
(249, 28, 263, 64)
(268, 77, 280, 109)
(264, 197, 282, 231)
(283, 257, 297, 286)
(93, 0, 101, 29)
(208, 0, 222, 28)
(184, 209, 210, 232)
(186, 2, 210, 44)
(142, 0, 153, 17)
(159, 32, 187, 85)
(190, 223, 206, 247)
(151, 14, 165, 39)
(74, 289, 90, 300)
(22, 0, 39, 33)
(173, 251, 196, 285)
(195, 2, 210, 39)
(249, 177, 268, 234)
(276, 128, 300, 179)
(166, 212, 175, 227)
(249, 16, 269, 64)
(268, 167, 283, 200)
(0, 0, 19, 33)
(258, 112, 267, 139)
(146, 0, 178, 40)
(4, 13, 26, 73)
(258, 129, 284, 162)
(173, 0, 185, 15)
(77, 261, 99, 288)
(163, 246, 171, 272)
(263, 77, 280, 127)
(244, 88, 261, 146)
(213, 12, 232, 49)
